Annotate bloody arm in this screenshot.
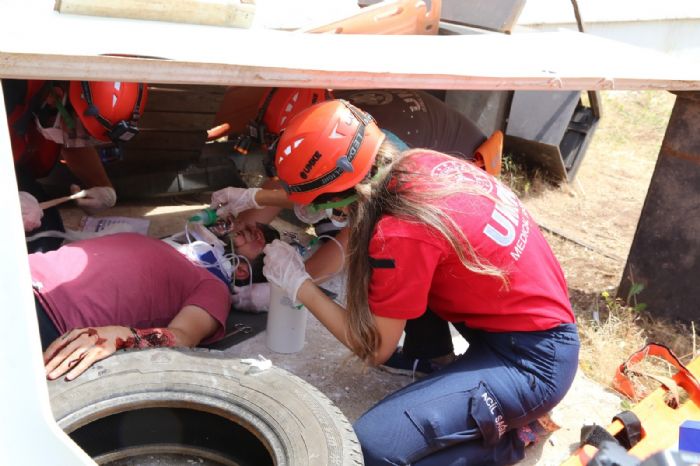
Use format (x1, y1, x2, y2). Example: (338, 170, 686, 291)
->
(44, 305, 219, 381)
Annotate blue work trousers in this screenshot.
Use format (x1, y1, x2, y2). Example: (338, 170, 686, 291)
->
(354, 323, 580, 465)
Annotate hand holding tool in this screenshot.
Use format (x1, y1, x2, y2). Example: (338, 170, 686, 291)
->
(38, 189, 87, 210)
(70, 185, 117, 214)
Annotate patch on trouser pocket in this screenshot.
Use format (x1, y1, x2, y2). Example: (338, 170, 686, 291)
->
(404, 382, 514, 462)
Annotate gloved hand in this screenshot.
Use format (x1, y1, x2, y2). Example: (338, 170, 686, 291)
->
(210, 187, 262, 219)
(70, 184, 117, 215)
(232, 282, 271, 313)
(263, 240, 312, 303)
(19, 191, 43, 232)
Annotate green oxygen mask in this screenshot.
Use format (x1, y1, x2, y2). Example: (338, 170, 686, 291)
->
(188, 208, 218, 226)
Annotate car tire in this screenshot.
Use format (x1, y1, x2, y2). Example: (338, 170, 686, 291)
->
(48, 348, 363, 466)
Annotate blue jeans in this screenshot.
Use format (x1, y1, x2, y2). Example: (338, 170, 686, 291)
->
(354, 323, 580, 465)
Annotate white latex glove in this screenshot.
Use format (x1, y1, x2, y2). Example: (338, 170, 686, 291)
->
(70, 184, 117, 215)
(263, 240, 312, 303)
(232, 283, 271, 313)
(210, 187, 261, 219)
(19, 191, 43, 232)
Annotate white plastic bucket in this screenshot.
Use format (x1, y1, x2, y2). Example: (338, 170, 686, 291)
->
(265, 284, 308, 353)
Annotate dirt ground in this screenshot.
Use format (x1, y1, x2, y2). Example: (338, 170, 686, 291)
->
(56, 90, 681, 465)
(520, 91, 699, 374)
(521, 90, 676, 309)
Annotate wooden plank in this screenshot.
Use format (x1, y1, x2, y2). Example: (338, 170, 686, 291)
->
(126, 130, 207, 151)
(1, 2, 699, 91)
(54, 0, 255, 29)
(148, 83, 229, 94)
(213, 86, 267, 134)
(139, 111, 219, 131)
(116, 149, 201, 166)
(360, 0, 524, 33)
(146, 87, 227, 113)
(302, 0, 440, 35)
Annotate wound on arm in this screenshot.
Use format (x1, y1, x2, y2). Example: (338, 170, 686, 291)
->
(116, 327, 176, 349)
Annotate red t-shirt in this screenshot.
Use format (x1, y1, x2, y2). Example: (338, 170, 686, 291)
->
(29, 233, 231, 344)
(368, 152, 574, 332)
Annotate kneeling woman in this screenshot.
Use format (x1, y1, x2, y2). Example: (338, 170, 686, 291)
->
(262, 100, 579, 465)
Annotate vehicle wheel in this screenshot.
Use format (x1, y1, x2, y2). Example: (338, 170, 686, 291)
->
(48, 348, 363, 466)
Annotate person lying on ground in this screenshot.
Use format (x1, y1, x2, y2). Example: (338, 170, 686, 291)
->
(34, 223, 275, 381)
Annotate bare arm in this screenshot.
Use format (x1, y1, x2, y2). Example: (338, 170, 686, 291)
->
(164, 304, 220, 347)
(296, 280, 405, 365)
(304, 228, 348, 283)
(61, 146, 112, 188)
(43, 305, 219, 381)
(254, 187, 295, 208)
(237, 180, 290, 224)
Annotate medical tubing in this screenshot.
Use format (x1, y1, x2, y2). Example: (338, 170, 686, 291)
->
(183, 220, 240, 273)
(310, 234, 345, 284)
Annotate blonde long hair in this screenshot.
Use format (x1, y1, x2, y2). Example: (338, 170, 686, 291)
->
(344, 143, 506, 363)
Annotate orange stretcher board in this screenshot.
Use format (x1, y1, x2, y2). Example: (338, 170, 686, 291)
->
(300, 0, 440, 35)
(563, 354, 700, 465)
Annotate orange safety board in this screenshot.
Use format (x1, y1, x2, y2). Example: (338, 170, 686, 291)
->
(563, 346, 700, 465)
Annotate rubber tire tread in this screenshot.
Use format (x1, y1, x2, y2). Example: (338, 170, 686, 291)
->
(48, 348, 363, 466)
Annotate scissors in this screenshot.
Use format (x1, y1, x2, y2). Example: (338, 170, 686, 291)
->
(224, 323, 253, 339)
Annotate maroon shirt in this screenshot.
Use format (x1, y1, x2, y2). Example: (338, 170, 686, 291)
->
(29, 233, 231, 344)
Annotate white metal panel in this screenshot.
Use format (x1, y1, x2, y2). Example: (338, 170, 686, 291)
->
(1, 0, 700, 91)
(518, 0, 700, 24)
(517, 20, 700, 64)
(0, 87, 94, 463)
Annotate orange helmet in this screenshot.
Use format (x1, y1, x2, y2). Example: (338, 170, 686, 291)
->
(260, 87, 333, 136)
(69, 81, 148, 143)
(235, 88, 333, 155)
(275, 99, 385, 205)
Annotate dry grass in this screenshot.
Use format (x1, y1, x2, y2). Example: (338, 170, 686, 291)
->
(565, 282, 697, 401)
(500, 153, 548, 198)
(503, 90, 699, 399)
(576, 294, 646, 383)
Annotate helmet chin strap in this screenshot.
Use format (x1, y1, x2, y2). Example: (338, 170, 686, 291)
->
(308, 194, 358, 213)
(306, 166, 385, 213)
